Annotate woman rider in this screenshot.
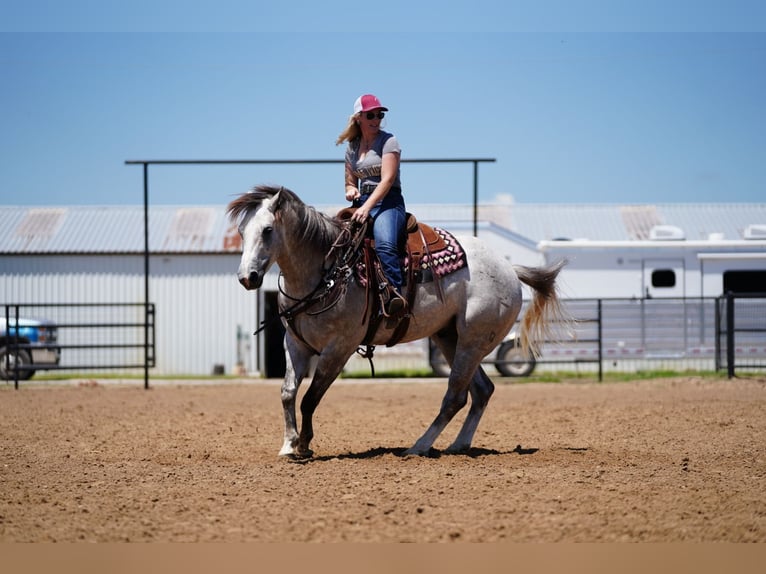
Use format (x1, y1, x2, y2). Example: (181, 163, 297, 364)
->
(336, 93, 407, 316)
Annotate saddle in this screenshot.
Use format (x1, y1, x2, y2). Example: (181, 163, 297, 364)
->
(335, 207, 449, 346)
(336, 207, 448, 275)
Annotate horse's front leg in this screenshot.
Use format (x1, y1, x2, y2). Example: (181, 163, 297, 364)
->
(279, 335, 313, 457)
(294, 353, 350, 458)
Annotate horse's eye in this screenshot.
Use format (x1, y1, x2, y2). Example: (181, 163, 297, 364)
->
(263, 226, 273, 239)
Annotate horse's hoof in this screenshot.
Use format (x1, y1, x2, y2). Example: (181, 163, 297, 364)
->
(402, 447, 438, 457)
(278, 446, 313, 459)
(291, 448, 314, 460)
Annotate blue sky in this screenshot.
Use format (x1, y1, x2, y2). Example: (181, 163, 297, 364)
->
(1, 2, 765, 207)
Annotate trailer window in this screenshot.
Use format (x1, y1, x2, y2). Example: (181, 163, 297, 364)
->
(723, 270, 766, 294)
(652, 269, 676, 288)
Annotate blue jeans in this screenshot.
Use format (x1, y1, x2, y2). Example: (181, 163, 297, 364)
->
(356, 190, 406, 291)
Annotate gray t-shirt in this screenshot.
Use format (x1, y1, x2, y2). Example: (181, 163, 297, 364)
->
(346, 131, 402, 190)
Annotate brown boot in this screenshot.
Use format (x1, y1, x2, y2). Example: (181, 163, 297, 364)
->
(384, 287, 407, 317)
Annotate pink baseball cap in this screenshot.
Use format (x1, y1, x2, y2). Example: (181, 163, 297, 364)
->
(353, 94, 388, 114)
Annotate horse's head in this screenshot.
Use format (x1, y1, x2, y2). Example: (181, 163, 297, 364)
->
(227, 186, 289, 290)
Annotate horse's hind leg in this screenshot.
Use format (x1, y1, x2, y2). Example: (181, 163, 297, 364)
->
(445, 366, 494, 453)
(404, 342, 484, 456)
(404, 379, 470, 456)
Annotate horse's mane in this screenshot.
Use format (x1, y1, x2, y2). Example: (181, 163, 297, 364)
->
(227, 185, 343, 250)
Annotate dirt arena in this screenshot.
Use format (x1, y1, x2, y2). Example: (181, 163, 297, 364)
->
(1, 375, 764, 542)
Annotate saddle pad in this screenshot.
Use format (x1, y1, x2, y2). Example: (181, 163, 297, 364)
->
(417, 227, 466, 278)
(350, 225, 467, 287)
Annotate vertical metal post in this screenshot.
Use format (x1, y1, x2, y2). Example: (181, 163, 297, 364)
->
(714, 297, 721, 372)
(597, 299, 603, 382)
(5, 305, 19, 390)
(726, 291, 735, 379)
(143, 163, 150, 390)
(14, 305, 20, 390)
(472, 161, 478, 237)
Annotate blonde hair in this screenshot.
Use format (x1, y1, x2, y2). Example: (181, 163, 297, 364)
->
(335, 114, 361, 146)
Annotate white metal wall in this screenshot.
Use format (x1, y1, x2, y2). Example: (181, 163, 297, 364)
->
(1, 222, 543, 378)
(1, 255, 145, 303)
(149, 254, 260, 375)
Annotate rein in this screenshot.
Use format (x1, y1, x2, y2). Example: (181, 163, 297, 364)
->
(252, 220, 371, 357)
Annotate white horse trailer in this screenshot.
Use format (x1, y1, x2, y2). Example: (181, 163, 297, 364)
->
(430, 226, 766, 377)
(538, 229, 766, 300)
(509, 228, 766, 376)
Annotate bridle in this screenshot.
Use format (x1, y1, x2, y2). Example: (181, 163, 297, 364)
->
(252, 220, 370, 354)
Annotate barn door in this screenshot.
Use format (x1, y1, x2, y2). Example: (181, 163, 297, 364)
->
(263, 291, 287, 378)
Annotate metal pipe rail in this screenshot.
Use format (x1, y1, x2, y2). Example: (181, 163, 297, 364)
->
(723, 292, 766, 378)
(3, 303, 155, 390)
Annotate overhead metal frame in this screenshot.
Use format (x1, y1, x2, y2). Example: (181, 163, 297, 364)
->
(125, 157, 495, 388)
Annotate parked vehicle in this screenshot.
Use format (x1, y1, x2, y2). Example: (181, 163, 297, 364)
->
(432, 294, 766, 378)
(430, 228, 766, 377)
(0, 317, 61, 380)
(537, 228, 766, 300)
(430, 331, 536, 377)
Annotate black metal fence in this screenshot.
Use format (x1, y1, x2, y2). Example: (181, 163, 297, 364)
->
(2, 303, 155, 389)
(4, 296, 763, 386)
(430, 295, 766, 380)
(723, 292, 766, 377)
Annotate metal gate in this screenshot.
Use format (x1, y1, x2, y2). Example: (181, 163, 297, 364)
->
(2, 303, 155, 389)
(719, 293, 766, 378)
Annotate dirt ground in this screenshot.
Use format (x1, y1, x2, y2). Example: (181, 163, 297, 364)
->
(1, 375, 764, 542)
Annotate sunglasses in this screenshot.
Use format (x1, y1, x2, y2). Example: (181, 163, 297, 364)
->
(364, 111, 385, 120)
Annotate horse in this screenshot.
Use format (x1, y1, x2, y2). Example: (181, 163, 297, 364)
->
(228, 185, 566, 458)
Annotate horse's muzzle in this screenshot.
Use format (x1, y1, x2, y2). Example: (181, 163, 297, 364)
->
(239, 271, 263, 290)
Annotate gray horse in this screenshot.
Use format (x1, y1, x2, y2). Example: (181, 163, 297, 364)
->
(228, 185, 566, 458)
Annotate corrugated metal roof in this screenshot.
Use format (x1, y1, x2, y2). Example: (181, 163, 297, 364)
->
(1, 202, 765, 254)
(659, 204, 766, 240)
(491, 203, 766, 243)
(620, 205, 662, 240)
(505, 204, 629, 241)
(0, 205, 237, 254)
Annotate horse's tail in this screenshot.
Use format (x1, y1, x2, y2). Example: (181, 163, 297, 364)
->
(513, 259, 568, 358)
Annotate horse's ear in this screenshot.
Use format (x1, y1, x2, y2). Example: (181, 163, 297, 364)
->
(268, 187, 285, 213)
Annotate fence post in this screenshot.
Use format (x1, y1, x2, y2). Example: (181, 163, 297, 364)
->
(597, 299, 603, 382)
(143, 163, 150, 390)
(714, 297, 721, 372)
(726, 291, 735, 379)
(4, 305, 20, 390)
(11, 305, 20, 390)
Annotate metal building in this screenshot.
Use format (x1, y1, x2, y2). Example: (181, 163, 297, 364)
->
(0, 205, 257, 376)
(2, 200, 765, 377)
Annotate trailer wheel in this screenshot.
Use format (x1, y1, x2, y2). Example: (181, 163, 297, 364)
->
(0, 346, 35, 381)
(495, 339, 536, 377)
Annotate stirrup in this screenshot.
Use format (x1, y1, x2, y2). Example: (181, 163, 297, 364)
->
(382, 288, 407, 318)
(386, 296, 406, 316)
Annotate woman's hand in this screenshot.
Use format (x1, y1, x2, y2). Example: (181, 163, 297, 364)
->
(351, 204, 370, 223)
(345, 187, 360, 202)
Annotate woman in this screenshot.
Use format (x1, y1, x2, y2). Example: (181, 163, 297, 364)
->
(336, 94, 407, 316)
